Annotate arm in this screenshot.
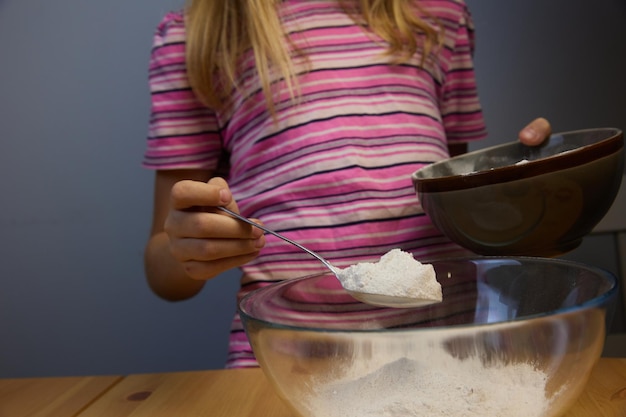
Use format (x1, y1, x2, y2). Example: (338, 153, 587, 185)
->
(143, 170, 265, 301)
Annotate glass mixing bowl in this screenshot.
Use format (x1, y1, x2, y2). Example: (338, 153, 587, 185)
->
(239, 257, 617, 417)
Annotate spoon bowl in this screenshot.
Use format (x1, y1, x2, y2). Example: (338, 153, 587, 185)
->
(346, 292, 438, 308)
(217, 206, 439, 308)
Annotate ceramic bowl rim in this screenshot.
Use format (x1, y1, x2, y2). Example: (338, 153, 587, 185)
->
(412, 127, 623, 193)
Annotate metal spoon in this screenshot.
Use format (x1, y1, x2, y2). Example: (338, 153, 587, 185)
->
(217, 206, 438, 308)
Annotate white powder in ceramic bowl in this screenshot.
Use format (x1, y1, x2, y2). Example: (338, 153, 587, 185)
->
(338, 249, 442, 302)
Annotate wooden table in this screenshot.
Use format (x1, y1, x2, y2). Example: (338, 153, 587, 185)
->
(0, 375, 122, 417)
(2, 358, 625, 417)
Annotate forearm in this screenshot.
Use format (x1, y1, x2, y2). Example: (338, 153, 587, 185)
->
(144, 231, 207, 301)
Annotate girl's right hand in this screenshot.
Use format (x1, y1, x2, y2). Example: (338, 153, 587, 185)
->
(164, 177, 266, 280)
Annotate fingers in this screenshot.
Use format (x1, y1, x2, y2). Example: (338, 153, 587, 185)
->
(181, 252, 262, 281)
(169, 177, 233, 211)
(165, 210, 266, 279)
(169, 226, 265, 280)
(165, 210, 263, 239)
(165, 198, 265, 255)
(207, 177, 238, 210)
(518, 117, 552, 146)
(169, 234, 265, 263)
(164, 176, 266, 280)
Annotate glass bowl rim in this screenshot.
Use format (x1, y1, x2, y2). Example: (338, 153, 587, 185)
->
(238, 256, 618, 334)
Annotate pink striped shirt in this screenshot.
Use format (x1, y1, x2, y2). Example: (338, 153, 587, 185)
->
(144, 0, 486, 368)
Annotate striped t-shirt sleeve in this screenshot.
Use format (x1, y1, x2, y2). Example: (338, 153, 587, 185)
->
(439, 4, 486, 144)
(143, 12, 223, 171)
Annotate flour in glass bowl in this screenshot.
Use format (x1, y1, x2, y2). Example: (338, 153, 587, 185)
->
(310, 250, 561, 416)
(338, 249, 442, 302)
(307, 349, 559, 417)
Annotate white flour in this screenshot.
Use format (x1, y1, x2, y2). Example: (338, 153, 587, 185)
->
(307, 347, 558, 417)
(305, 250, 560, 416)
(338, 249, 442, 302)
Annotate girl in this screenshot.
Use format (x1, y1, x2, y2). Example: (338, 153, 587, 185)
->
(143, 0, 550, 368)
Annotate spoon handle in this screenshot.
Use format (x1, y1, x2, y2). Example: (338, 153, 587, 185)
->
(216, 206, 339, 274)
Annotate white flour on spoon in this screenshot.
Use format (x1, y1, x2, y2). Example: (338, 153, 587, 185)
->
(338, 249, 442, 302)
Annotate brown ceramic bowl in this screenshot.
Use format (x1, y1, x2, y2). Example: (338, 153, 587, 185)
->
(411, 128, 624, 256)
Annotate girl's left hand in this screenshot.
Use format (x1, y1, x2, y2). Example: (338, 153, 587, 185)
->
(518, 117, 551, 146)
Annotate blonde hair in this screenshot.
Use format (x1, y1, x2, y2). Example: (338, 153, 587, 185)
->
(185, 0, 441, 113)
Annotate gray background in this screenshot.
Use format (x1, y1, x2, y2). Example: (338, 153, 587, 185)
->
(0, 0, 625, 378)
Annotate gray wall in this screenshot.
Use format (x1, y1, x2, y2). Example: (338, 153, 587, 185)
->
(0, 0, 625, 378)
(468, 0, 626, 149)
(0, 0, 239, 378)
